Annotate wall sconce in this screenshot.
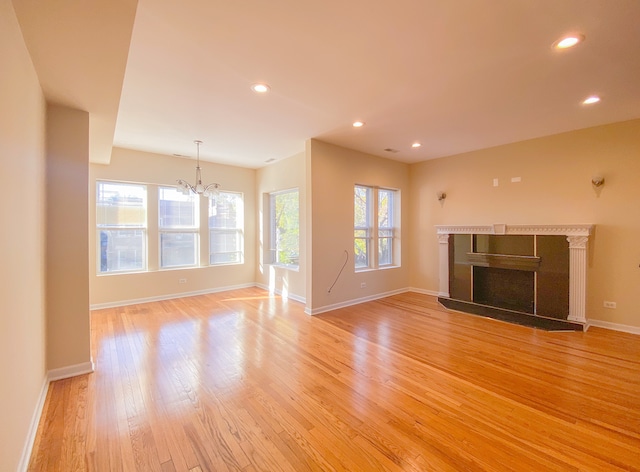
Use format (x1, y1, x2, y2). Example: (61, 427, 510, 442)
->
(437, 191, 447, 202)
(591, 175, 605, 187)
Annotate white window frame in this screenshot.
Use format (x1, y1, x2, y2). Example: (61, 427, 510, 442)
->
(158, 186, 199, 269)
(209, 191, 244, 265)
(354, 185, 372, 270)
(96, 181, 148, 274)
(354, 185, 399, 271)
(269, 188, 300, 269)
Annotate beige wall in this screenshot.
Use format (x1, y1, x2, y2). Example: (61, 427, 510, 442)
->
(46, 104, 92, 370)
(409, 119, 640, 328)
(308, 139, 411, 312)
(0, 1, 47, 469)
(90, 148, 256, 306)
(255, 152, 307, 302)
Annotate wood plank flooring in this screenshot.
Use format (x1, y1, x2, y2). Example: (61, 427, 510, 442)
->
(28, 288, 640, 471)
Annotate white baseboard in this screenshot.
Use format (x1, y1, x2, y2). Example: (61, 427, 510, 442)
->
(90, 283, 256, 310)
(18, 360, 95, 471)
(406, 287, 440, 297)
(17, 375, 49, 472)
(306, 288, 410, 315)
(48, 361, 95, 382)
(254, 283, 306, 305)
(586, 319, 640, 335)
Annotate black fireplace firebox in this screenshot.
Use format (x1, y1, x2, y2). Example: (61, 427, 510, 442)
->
(473, 266, 535, 314)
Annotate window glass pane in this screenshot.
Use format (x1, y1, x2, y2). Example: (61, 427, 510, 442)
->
(379, 237, 392, 266)
(355, 185, 371, 269)
(159, 187, 198, 229)
(97, 182, 147, 274)
(378, 189, 392, 228)
(354, 186, 369, 228)
(271, 190, 299, 266)
(209, 192, 244, 265)
(160, 233, 197, 267)
(209, 230, 242, 264)
(99, 229, 145, 272)
(97, 182, 146, 227)
(355, 237, 369, 269)
(209, 192, 241, 229)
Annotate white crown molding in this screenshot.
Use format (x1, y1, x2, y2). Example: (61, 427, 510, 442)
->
(435, 224, 594, 237)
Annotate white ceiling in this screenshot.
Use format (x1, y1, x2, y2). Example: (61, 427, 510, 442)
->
(15, 0, 640, 168)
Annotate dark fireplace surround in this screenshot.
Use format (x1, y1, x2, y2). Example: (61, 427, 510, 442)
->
(436, 225, 593, 331)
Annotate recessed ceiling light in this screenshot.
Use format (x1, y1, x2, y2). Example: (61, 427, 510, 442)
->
(411, 142, 421, 148)
(251, 83, 270, 93)
(554, 34, 585, 50)
(352, 121, 365, 128)
(582, 96, 601, 105)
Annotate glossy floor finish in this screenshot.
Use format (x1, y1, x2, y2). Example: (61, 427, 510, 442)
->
(29, 289, 640, 471)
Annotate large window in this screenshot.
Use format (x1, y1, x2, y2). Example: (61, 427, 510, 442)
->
(159, 187, 199, 268)
(209, 192, 244, 265)
(354, 185, 398, 270)
(270, 189, 299, 267)
(96, 180, 248, 275)
(97, 182, 147, 273)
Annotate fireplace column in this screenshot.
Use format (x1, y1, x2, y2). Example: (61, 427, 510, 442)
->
(437, 233, 450, 297)
(567, 236, 589, 323)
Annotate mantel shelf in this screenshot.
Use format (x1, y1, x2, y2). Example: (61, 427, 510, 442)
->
(466, 252, 541, 271)
(436, 224, 593, 237)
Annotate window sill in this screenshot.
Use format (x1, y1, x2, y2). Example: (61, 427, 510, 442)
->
(355, 264, 401, 273)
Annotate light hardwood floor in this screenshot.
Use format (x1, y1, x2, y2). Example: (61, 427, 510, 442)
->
(29, 288, 640, 471)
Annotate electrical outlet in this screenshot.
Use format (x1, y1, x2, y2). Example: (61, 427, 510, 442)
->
(603, 301, 616, 309)
(179, 278, 187, 284)
(360, 282, 366, 289)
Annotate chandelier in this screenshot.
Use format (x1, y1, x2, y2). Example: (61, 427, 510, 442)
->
(176, 140, 220, 198)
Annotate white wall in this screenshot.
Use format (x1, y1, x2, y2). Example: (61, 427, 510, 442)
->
(46, 104, 92, 371)
(0, 1, 47, 469)
(90, 147, 257, 306)
(308, 140, 411, 312)
(410, 119, 640, 329)
(255, 152, 307, 302)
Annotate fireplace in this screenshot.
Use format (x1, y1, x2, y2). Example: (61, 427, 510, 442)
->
(473, 266, 535, 313)
(436, 224, 593, 331)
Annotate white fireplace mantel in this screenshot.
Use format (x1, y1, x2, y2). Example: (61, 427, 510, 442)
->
(435, 224, 594, 323)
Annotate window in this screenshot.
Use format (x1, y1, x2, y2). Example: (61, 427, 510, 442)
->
(378, 189, 394, 266)
(159, 187, 199, 268)
(97, 182, 147, 273)
(354, 185, 398, 270)
(209, 191, 244, 265)
(354, 185, 371, 269)
(270, 189, 299, 267)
